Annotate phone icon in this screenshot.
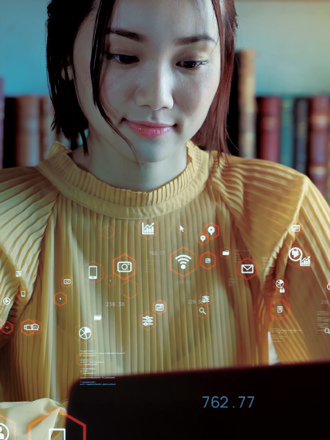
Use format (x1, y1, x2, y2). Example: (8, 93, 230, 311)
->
(88, 265, 98, 279)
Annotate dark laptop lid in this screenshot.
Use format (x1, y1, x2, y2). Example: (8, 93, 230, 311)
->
(66, 361, 330, 439)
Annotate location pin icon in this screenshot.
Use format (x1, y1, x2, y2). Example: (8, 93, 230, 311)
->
(208, 226, 215, 236)
(200, 235, 206, 242)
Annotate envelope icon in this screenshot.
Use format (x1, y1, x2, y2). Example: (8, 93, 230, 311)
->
(241, 264, 254, 274)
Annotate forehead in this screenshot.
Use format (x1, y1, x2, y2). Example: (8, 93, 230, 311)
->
(108, 0, 219, 41)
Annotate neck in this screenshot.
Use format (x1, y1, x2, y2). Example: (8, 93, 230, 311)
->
(71, 136, 188, 192)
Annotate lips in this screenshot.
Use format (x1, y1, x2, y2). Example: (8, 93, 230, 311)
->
(124, 119, 175, 139)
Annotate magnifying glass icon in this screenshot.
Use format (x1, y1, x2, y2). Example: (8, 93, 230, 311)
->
(324, 327, 330, 335)
(199, 307, 207, 315)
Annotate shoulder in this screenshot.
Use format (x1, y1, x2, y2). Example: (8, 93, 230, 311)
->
(0, 165, 59, 301)
(0, 164, 59, 217)
(209, 151, 309, 214)
(207, 151, 320, 287)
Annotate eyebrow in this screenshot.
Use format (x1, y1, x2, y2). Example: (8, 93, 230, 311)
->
(106, 28, 216, 46)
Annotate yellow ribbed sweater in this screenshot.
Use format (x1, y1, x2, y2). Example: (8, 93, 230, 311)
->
(0, 141, 329, 434)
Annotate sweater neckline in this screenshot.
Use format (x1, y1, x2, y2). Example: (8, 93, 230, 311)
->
(37, 140, 212, 218)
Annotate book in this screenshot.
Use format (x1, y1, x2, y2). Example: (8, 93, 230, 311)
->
(3, 95, 40, 167)
(293, 98, 309, 175)
(327, 104, 330, 205)
(307, 95, 329, 199)
(227, 50, 257, 158)
(0, 78, 4, 169)
(40, 95, 56, 160)
(256, 96, 281, 163)
(280, 96, 294, 168)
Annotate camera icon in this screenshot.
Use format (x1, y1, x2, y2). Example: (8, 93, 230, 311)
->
(117, 261, 133, 273)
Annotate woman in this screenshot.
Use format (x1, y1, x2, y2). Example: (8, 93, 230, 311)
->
(0, 0, 329, 436)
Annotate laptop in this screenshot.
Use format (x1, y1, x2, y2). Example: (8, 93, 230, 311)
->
(66, 361, 330, 439)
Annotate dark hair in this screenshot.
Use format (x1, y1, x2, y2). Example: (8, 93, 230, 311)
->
(47, 0, 238, 160)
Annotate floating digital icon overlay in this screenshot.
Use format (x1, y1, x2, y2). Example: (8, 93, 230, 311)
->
(170, 247, 197, 277)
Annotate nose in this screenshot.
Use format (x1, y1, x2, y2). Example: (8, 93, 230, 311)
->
(135, 62, 174, 111)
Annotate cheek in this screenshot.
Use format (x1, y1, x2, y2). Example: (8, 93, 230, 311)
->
(180, 73, 220, 120)
(99, 72, 128, 121)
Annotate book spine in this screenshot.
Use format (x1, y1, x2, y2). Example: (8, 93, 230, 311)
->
(256, 96, 281, 163)
(307, 95, 329, 198)
(280, 96, 294, 168)
(227, 52, 240, 156)
(0, 78, 4, 169)
(237, 50, 257, 159)
(293, 98, 309, 175)
(40, 95, 56, 160)
(14, 95, 40, 167)
(327, 104, 330, 205)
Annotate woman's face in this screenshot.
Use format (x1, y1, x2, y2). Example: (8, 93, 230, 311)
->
(71, 0, 221, 164)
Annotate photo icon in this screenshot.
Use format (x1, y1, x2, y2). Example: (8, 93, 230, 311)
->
(117, 261, 133, 273)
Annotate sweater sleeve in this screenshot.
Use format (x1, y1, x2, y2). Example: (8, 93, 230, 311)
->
(0, 167, 63, 438)
(269, 176, 330, 362)
(0, 399, 67, 439)
(0, 166, 58, 343)
(214, 153, 330, 363)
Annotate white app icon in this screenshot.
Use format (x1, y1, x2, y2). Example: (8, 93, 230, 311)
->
(292, 224, 301, 233)
(2, 297, 11, 306)
(241, 264, 254, 274)
(288, 247, 303, 262)
(175, 254, 192, 270)
(88, 265, 98, 279)
(0, 423, 9, 440)
(142, 315, 154, 326)
(300, 256, 311, 267)
(155, 303, 165, 312)
(15, 270, 23, 277)
(277, 306, 283, 314)
(23, 323, 39, 331)
(63, 278, 71, 285)
(117, 261, 133, 273)
(49, 428, 66, 439)
(222, 250, 230, 256)
(141, 222, 155, 235)
(79, 326, 92, 340)
(201, 295, 210, 304)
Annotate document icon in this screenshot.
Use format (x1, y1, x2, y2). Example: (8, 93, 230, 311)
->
(241, 264, 254, 274)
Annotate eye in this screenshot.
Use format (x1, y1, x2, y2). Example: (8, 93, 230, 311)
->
(177, 60, 207, 69)
(104, 53, 138, 64)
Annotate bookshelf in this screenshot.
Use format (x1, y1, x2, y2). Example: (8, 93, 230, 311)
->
(229, 1, 330, 204)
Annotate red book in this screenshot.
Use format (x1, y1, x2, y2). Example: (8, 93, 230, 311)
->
(256, 96, 281, 163)
(307, 95, 329, 199)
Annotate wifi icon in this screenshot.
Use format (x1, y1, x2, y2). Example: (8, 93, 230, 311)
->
(175, 254, 192, 270)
